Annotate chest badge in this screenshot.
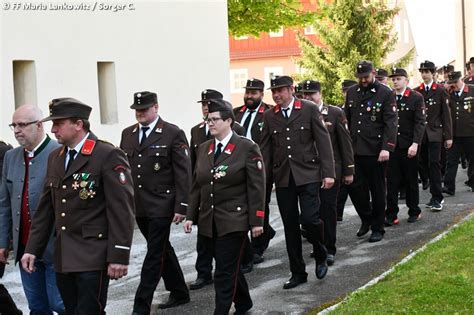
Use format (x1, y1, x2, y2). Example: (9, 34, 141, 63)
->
(154, 163, 161, 171)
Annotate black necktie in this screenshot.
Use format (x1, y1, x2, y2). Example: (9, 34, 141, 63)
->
(66, 149, 76, 172)
(282, 108, 290, 119)
(214, 143, 223, 162)
(140, 126, 150, 145)
(426, 86, 429, 92)
(396, 95, 402, 102)
(243, 110, 255, 133)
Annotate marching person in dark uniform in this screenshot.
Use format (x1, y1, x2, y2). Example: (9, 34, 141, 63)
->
(260, 75, 335, 289)
(233, 78, 275, 266)
(336, 79, 358, 222)
(441, 64, 455, 85)
(415, 60, 452, 210)
(21, 98, 135, 315)
(294, 82, 303, 99)
(0, 140, 22, 315)
(120, 91, 191, 313)
(184, 98, 265, 315)
(443, 72, 474, 193)
(344, 60, 398, 242)
(301, 80, 354, 266)
(385, 68, 426, 224)
(375, 68, 390, 87)
(188, 89, 245, 290)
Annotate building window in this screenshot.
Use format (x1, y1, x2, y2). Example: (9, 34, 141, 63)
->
(230, 69, 248, 93)
(304, 25, 315, 35)
(403, 19, 409, 44)
(269, 27, 284, 37)
(235, 35, 248, 40)
(97, 62, 118, 124)
(264, 66, 283, 88)
(13, 60, 38, 109)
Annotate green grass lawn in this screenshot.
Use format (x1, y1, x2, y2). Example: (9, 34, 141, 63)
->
(321, 215, 474, 314)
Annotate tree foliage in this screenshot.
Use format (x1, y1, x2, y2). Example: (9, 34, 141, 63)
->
(296, 0, 401, 105)
(228, 0, 315, 37)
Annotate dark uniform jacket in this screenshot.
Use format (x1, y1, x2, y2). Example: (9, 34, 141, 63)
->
(319, 104, 354, 179)
(448, 84, 474, 137)
(25, 133, 135, 273)
(464, 75, 474, 85)
(0, 141, 12, 178)
(260, 98, 335, 188)
(233, 102, 273, 144)
(188, 133, 265, 238)
(415, 82, 452, 142)
(394, 88, 426, 149)
(120, 118, 191, 218)
(190, 121, 245, 170)
(344, 80, 398, 156)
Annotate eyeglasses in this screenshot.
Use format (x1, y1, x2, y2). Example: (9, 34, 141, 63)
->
(9, 120, 38, 130)
(205, 117, 223, 124)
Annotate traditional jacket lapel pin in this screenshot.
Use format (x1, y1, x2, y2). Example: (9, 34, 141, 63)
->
(258, 106, 265, 113)
(208, 142, 215, 155)
(322, 107, 328, 115)
(81, 139, 96, 155)
(155, 124, 163, 133)
(274, 105, 281, 113)
(224, 143, 235, 155)
(258, 121, 264, 131)
(239, 106, 247, 113)
(371, 88, 376, 93)
(154, 163, 161, 171)
(294, 100, 302, 109)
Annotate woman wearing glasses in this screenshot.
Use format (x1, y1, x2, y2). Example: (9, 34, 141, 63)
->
(184, 98, 265, 315)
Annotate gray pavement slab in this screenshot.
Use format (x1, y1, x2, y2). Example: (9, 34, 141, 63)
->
(3, 169, 473, 314)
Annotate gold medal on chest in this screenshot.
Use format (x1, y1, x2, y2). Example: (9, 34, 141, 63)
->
(80, 181, 87, 188)
(79, 188, 89, 200)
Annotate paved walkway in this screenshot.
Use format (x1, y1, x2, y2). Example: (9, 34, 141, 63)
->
(3, 169, 473, 314)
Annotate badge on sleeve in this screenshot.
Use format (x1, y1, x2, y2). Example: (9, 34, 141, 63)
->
(113, 165, 128, 185)
(257, 160, 263, 170)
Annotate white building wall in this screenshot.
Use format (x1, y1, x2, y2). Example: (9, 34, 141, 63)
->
(1, 0, 230, 145)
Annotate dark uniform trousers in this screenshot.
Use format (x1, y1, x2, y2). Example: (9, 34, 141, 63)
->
(56, 271, 109, 315)
(133, 217, 189, 313)
(199, 230, 252, 315)
(336, 181, 369, 220)
(351, 156, 387, 233)
(419, 137, 444, 202)
(444, 137, 474, 191)
(275, 173, 326, 276)
(386, 148, 421, 218)
(320, 181, 340, 255)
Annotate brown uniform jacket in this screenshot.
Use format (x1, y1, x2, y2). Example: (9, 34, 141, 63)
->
(120, 118, 191, 218)
(25, 133, 135, 273)
(464, 75, 474, 85)
(449, 84, 474, 137)
(344, 80, 398, 156)
(233, 102, 273, 144)
(188, 133, 265, 238)
(394, 88, 426, 149)
(319, 104, 354, 179)
(190, 121, 245, 170)
(415, 82, 452, 142)
(260, 98, 335, 188)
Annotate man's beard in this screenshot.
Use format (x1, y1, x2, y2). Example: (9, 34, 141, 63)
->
(244, 97, 262, 110)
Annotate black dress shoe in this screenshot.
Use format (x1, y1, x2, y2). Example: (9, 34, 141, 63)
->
(189, 278, 213, 290)
(283, 275, 307, 289)
(316, 260, 328, 279)
(253, 253, 264, 264)
(327, 254, 335, 266)
(399, 191, 406, 200)
(442, 187, 455, 196)
(157, 296, 190, 309)
(241, 262, 253, 274)
(234, 301, 253, 315)
(368, 231, 384, 243)
(356, 222, 371, 237)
